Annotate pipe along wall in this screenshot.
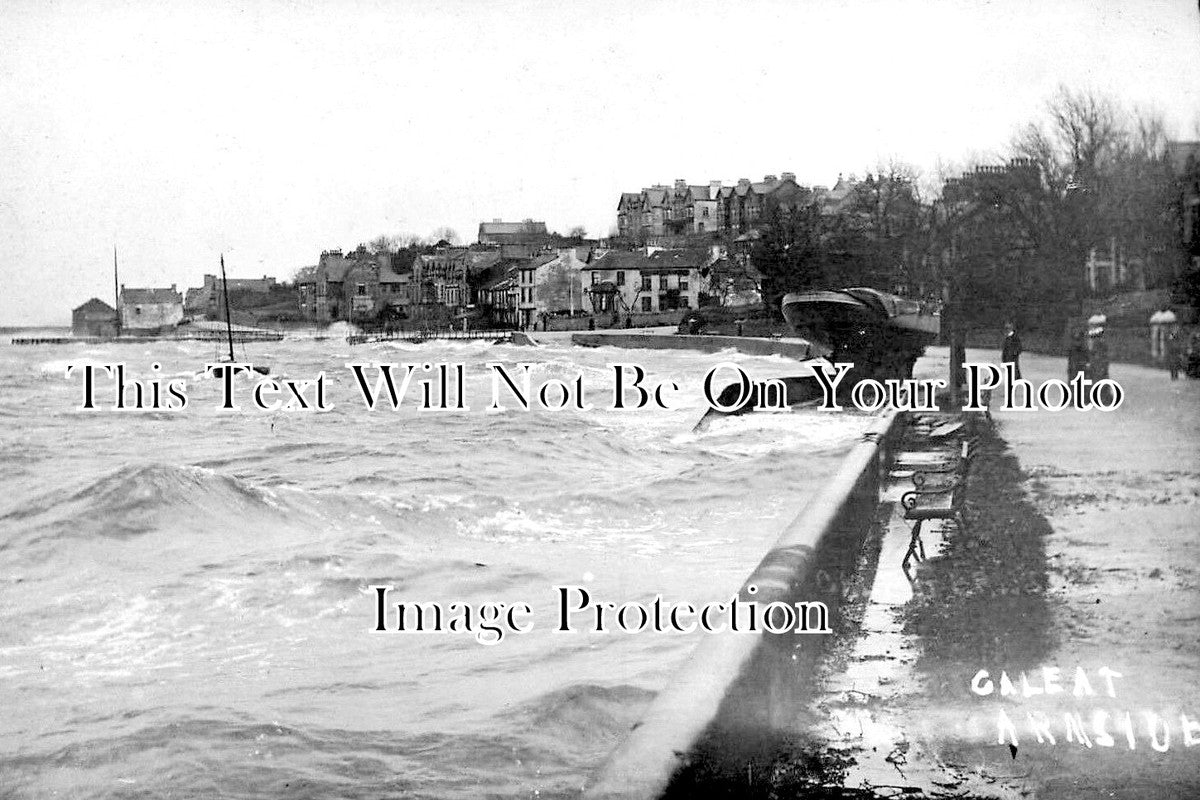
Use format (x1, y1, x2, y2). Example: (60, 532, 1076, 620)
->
(584, 410, 904, 800)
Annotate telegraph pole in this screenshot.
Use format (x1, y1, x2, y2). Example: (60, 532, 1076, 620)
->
(113, 246, 121, 337)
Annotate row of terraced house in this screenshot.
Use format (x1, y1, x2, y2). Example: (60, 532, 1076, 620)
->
(293, 228, 745, 330)
(615, 172, 865, 246)
(294, 221, 624, 329)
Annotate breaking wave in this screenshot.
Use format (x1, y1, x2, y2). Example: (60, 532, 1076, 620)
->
(0, 335, 862, 797)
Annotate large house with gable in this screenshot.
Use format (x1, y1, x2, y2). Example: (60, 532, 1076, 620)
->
(299, 246, 412, 323)
(581, 248, 711, 315)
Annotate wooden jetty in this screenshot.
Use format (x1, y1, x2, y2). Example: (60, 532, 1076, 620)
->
(11, 336, 97, 346)
(11, 324, 285, 346)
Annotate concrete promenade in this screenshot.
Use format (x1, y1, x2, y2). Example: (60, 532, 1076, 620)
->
(983, 349, 1200, 798)
(810, 348, 1200, 799)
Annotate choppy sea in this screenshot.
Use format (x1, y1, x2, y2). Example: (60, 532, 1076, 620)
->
(0, 332, 873, 799)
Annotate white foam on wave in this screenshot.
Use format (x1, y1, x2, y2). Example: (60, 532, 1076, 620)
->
(464, 506, 570, 543)
(422, 493, 470, 511)
(17, 593, 210, 682)
(40, 357, 110, 376)
(379, 341, 428, 353)
(694, 409, 878, 458)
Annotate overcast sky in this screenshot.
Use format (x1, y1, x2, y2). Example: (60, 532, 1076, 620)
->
(2, 0, 1198, 325)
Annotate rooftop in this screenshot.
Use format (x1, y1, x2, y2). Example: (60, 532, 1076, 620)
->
(478, 220, 549, 236)
(74, 298, 115, 313)
(121, 286, 181, 304)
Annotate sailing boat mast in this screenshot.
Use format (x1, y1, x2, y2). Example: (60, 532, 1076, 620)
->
(113, 246, 121, 337)
(220, 254, 235, 362)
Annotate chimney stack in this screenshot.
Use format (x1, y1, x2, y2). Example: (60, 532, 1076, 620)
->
(782, 172, 796, 182)
(763, 174, 778, 183)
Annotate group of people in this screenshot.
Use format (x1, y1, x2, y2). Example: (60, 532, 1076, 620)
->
(1002, 317, 1200, 388)
(1163, 328, 1200, 380)
(999, 320, 1110, 384)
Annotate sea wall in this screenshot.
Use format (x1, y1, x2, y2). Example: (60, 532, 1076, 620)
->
(545, 310, 685, 331)
(571, 333, 814, 360)
(583, 410, 903, 800)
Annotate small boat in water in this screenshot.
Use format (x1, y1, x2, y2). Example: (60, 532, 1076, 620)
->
(209, 254, 270, 378)
(781, 287, 939, 381)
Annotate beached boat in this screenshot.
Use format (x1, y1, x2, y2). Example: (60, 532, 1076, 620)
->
(781, 287, 939, 380)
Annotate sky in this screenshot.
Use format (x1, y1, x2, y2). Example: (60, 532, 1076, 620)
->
(1, 0, 1198, 325)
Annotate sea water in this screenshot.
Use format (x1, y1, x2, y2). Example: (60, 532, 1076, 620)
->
(0, 334, 872, 799)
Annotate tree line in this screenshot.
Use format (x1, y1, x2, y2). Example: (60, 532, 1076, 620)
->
(752, 87, 1196, 334)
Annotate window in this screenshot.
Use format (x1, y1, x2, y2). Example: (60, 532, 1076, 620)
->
(641, 296, 652, 312)
(679, 297, 690, 309)
(702, 207, 710, 218)
(680, 276, 689, 290)
(616, 271, 625, 286)
(591, 272, 599, 286)
(659, 275, 668, 289)
(357, 283, 366, 296)
(641, 276, 652, 291)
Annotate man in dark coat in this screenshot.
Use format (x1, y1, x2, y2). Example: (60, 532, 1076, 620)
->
(1001, 321, 1022, 380)
(1067, 330, 1089, 381)
(1166, 330, 1183, 380)
(1067, 329, 1089, 407)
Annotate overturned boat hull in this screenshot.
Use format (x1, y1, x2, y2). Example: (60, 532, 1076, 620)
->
(781, 288, 939, 381)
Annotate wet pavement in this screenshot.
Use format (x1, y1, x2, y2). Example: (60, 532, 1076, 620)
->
(803, 348, 1200, 799)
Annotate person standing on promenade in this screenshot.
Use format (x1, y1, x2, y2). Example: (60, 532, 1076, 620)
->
(1087, 326, 1110, 381)
(1001, 321, 1022, 380)
(1166, 329, 1183, 380)
(1067, 329, 1089, 380)
(1066, 328, 1089, 408)
(1086, 325, 1113, 404)
(1189, 332, 1200, 379)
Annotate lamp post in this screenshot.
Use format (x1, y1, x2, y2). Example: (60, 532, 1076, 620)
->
(945, 232, 965, 410)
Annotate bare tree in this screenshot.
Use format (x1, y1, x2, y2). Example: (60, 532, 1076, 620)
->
(367, 235, 397, 255)
(1011, 87, 1177, 296)
(431, 227, 459, 245)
